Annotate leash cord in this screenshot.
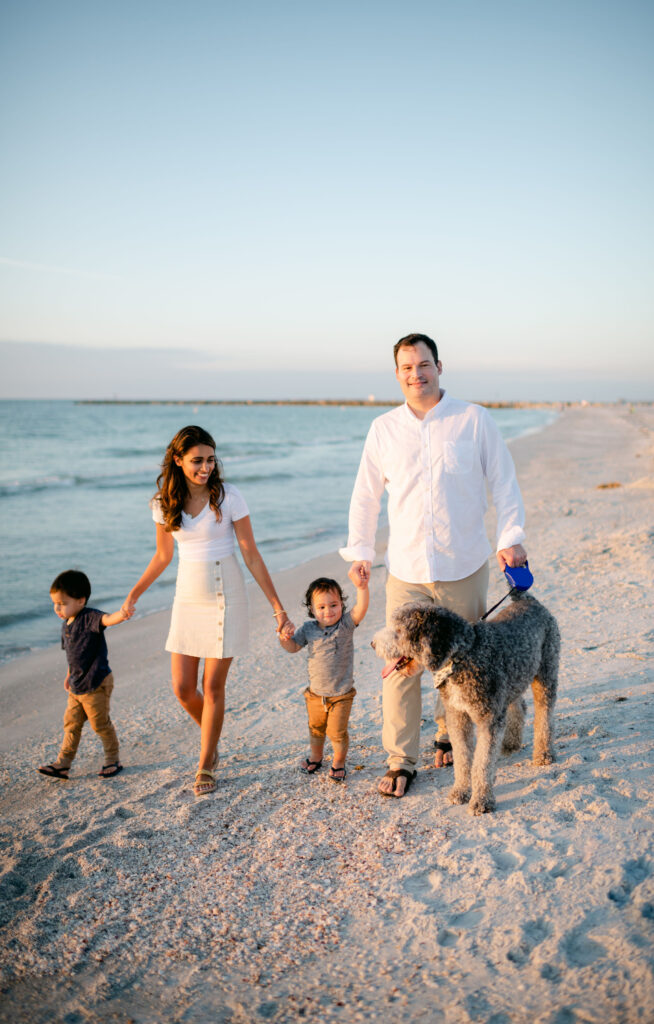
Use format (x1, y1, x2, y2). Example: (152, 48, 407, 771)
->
(479, 586, 518, 622)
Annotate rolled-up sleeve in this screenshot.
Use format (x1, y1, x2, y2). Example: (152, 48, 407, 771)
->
(339, 423, 386, 564)
(479, 411, 526, 552)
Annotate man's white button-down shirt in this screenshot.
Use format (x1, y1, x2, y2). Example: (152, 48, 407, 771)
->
(340, 391, 526, 583)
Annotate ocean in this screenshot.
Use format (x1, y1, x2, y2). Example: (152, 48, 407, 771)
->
(0, 400, 557, 663)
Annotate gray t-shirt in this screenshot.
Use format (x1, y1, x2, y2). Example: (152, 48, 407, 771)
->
(292, 612, 357, 697)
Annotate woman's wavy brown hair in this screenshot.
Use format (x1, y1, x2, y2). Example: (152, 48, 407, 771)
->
(155, 425, 225, 532)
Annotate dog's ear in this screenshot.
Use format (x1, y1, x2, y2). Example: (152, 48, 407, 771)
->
(419, 608, 470, 672)
(395, 604, 433, 645)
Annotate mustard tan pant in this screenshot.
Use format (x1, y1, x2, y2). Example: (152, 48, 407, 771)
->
(304, 687, 356, 745)
(383, 562, 489, 771)
(57, 673, 120, 769)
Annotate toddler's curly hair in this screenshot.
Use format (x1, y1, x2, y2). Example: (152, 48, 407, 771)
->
(303, 577, 347, 618)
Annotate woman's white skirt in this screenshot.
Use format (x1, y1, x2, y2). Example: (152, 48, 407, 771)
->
(165, 555, 249, 659)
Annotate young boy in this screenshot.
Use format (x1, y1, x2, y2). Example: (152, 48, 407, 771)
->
(38, 569, 132, 781)
(278, 572, 369, 782)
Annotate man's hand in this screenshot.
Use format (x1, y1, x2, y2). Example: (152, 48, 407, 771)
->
(496, 543, 527, 570)
(348, 561, 371, 587)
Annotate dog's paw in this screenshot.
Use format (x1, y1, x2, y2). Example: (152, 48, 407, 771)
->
(469, 794, 496, 815)
(533, 749, 555, 766)
(448, 786, 471, 805)
(501, 735, 522, 754)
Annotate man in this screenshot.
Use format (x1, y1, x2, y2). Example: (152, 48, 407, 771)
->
(340, 333, 527, 797)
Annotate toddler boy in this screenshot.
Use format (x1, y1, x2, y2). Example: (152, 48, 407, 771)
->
(279, 573, 369, 782)
(37, 569, 131, 780)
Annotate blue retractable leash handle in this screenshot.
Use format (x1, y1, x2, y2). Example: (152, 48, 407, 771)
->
(504, 563, 534, 592)
(480, 561, 534, 621)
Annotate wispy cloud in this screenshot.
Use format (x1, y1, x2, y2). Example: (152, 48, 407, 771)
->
(0, 257, 120, 281)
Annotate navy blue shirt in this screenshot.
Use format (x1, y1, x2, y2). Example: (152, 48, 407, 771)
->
(61, 607, 111, 695)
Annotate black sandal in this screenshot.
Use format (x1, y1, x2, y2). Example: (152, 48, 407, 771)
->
(299, 758, 323, 775)
(434, 740, 453, 766)
(329, 765, 347, 783)
(37, 764, 69, 780)
(98, 763, 123, 778)
(379, 768, 417, 798)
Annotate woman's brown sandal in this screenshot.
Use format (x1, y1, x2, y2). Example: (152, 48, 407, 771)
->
(194, 769, 216, 796)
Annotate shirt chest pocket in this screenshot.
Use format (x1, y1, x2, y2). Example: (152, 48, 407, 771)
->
(443, 440, 474, 475)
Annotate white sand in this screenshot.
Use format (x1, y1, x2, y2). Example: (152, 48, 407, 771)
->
(1, 404, 653, 1023)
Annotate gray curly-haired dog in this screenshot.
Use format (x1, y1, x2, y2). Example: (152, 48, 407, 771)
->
(373, 593, 560, 814)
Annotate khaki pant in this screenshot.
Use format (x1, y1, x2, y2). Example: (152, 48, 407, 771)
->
(304, 687, 356, 744)
(58, 673, 120, 769)
(383, 562, 489, 771)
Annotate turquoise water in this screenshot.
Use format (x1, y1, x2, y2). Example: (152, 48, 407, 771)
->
(0, 400, 557, 662)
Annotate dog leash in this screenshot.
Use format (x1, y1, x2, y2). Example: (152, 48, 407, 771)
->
(479, 562, 534, 621)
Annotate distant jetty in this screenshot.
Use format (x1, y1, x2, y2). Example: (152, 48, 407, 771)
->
(76, 398, 565, 409)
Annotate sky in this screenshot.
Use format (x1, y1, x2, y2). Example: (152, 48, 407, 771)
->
(1, 0, 653, 401)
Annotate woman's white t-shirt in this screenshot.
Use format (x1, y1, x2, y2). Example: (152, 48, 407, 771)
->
(151, 484, 249, 562)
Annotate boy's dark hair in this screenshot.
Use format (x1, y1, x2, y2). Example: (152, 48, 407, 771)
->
(303, 577, 346, 618)
(50, 570, 91, 604)
(393, 333, 439, 366)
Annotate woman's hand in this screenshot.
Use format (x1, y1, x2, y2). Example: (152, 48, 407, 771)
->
(279, 619, 295, 640)
(273, 609, 290, 635)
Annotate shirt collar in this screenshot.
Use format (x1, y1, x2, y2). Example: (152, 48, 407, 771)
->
(403, 389, 450, 424)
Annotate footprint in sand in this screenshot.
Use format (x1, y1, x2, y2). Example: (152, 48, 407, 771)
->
(0, 868, 28, 909)
(490, 849, 520, 873)
(540, 962, 562, 982)
(113, 805, 134, 819)
(449, 907, 484, 929)
(560, 922, 607, 967)
(403, 869, 443, 902)
(507, 917, 551, 966)
(433, 913, 487, 942)
(608, 856, 652, 907)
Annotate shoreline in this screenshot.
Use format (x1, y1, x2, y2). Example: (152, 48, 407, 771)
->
(76, 398, 652, 408)
(1, 403, 653, 1022)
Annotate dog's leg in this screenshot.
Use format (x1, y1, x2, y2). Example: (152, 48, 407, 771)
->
(469, 717, 503, 815)
(447, 708, 474, 805)
(501, 698, 526, 754)
(532, 678, 556, 765)
(532, 624, 559, 765)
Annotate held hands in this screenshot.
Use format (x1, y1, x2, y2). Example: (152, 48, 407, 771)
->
(273, 609, 290, 635)
(279, 620, 295, 642)
(496, 544, 528, 570)
(348, 561, 371, 589)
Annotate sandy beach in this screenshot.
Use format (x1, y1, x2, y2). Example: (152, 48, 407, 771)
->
(1, 403, 653, 1024)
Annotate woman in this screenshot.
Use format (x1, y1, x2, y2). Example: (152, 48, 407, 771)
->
(124, 425, 288, 795)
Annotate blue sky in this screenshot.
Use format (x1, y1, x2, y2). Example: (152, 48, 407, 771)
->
(1, 0, 653, 400)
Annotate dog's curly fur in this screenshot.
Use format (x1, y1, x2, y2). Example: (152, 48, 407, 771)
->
(373, 593, 560, 814)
